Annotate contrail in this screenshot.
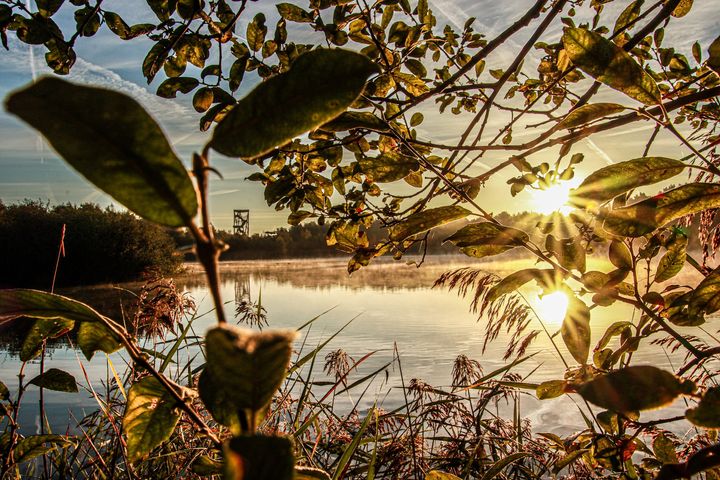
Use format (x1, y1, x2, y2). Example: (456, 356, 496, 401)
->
(585, 138, 614, 165)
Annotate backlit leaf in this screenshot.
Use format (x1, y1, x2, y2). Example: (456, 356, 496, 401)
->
(686, 386, 720, 428)
(671, 0, 692, 17)
(20, 317, 74, 361)
(536, 380, 567, 400)
(577, 366, 695, 412)
(359, 154, 420, 183)
(570, 157, 684, 205)
(608, 240, 633, 270)
(224, 435, 294, 480)
(445, 222, 528, 249)
(211, 49, 378, 159)
(0, 289, 121, 360)
(486, 268, 548, 303)
(557, 103, 625, 130)
(562, 27, 661, 105)
(426, 472, 462, 480)
(603, 183, 720, 237)
(276, 3, 313, 22)
(198, 326, 296, 434)
(319, 111, 389, 133)
(5, 77, 198, 227)
(708, 35, 720, 73)
(687, 267, 720, 315)
(546, 235, 586, 273)
(28, 368, 77, 393)
(13, 434, 73, 463)
(123, 376, 182, 462)
(653, 434, 679, 464)
(389, 206, 471, 242)
(655, 235, 687, 282)
(156, 76, 199, 98)
(561, 296, 591, 364)
(480, 453, 531, 480)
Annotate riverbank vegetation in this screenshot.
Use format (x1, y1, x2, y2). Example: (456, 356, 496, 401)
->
(1, 0, 720, 478)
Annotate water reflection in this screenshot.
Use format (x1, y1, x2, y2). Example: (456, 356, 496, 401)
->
(0, 256, 705, 437)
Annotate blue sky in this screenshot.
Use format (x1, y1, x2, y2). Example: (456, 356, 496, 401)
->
(1, 0, 717, 233)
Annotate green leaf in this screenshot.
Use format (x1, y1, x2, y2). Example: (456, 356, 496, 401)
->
(389, 206, 471, 242)
(613, 0, 643, 35)
(123, 376, 182, 462)
(596, 321, 632, 350)
(561, 296, 591, 364)
(556, 103, 625, 130)
(224, 435, 294, 480)
(147, 0, 176, 21)
(536, 380, 568, 400)
(5, 77, 198, 228)
(570, 157, 684, 205)
(14, 434, 73, 463)
(576, 366, 695, 412)
(36, 0, 65, 17)
(0, 289, 121, 360)
(246, 13, 267, 52)
(276, 3, 313, 22)
(608, 240, 633, 270)
(211, 49, 378, 159)
(319, 111, 389, 133)
(142, 40, 171, 83)
(331, 408, 375, 480)
(198, 326, 296, 434)
(358, 154, 420, 183)
(653, 434, 679, 464)
(0, 381, 9, 401)
(687, 267, 720, 315)
(445, 222, 528, 250)
(426, 472, 462, 480)
(655, 235, 687, 282)
(28, 368, 78, 393)
(686, 386, 720, 428)
(486, 268, 557, 303)
(20, 317, 74, 361)
(546, 235, 586, 273)
(156, 76, 199, 98)
(603, 183, 720, 237)
(562, 27, 661, 105)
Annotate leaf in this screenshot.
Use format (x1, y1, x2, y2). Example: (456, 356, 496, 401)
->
(656, 444, 720, 480)
(191, 455, 223, 475)
(556, 103, 625, 130)
(211, 49, 378, 159)
(20, 317, 74, 361)
(246, 13, 267, 52)
(536, 380, 567, 400)
(562, 27, 661, 105)
(295, 466, 332, 480)
(445, 222, 528, 250)
(123, 376, 181, 462)
(686, 386, 720, 428)
(319, 111, 389, 133)
(486, 268, 553, 303)
(613, 0, 643, 35)
(480, 452, 531, 480)
(359, 154, 420, 183)
(688, 267, 720, 315)
(156, 76, 199, 98)
(596, 321, 632, 350)
(546, 235, 586, 273)
(561, 296, 591, 364)
(224, 435, 294, 480)
(426, 472, 462, 480)
(603, 183, 720, 237)
(0, 289, 121, 360)
(389, 206, 471, 242)
(569, 157, 684, 205)
(5, 77, 198, 228)
(671, 0, 692, 17)
(576, 366, 695, 412)
(198, 326, 296, 434)
(656, 235, 687, 282)
(276, 3, 313, 22)
(28, 368, 77, 393)
(14, 434, 73, 463)
(709, 35, 720, 73)
(653, 434, 679, 464)
(0, 381, 9, 401)
(608, 240, 633, 270)
(36, 0, 64, 17)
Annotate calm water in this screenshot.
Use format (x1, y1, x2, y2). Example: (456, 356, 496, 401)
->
(0, 257, 703, 437)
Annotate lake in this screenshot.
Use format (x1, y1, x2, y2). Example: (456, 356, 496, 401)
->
(0, 256, 703, 438)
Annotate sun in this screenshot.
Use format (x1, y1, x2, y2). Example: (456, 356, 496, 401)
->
(528, 178, 582, 215)
(532, 290, 569, 325)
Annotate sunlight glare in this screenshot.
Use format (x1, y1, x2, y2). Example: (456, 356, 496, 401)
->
(529, 179, 582, 215)
(533, 290, 569, 325)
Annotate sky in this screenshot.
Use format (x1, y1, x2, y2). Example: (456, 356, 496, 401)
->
(1, 0, 718, 233)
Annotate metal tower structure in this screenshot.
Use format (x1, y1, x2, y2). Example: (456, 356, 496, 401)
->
(233, 209, 250, 236)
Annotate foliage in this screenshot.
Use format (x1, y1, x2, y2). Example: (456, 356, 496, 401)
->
(0, 201, 182, 287)
(1, 0, 720, 478)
